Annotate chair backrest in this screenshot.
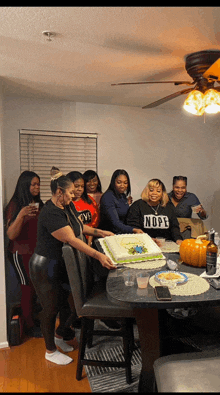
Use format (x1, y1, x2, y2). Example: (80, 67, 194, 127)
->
(177, 217, 207, 239)
(62, 243, 93, 316)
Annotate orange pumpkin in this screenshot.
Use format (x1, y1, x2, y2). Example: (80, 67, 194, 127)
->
(179, 238, 209, 267)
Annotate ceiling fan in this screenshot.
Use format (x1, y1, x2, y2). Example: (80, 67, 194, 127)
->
(111, 50, 220, 109)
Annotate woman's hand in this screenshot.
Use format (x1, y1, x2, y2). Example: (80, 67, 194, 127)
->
(7, 205, 37, 240)
(97, 252, 116, 270)
(127, 196, 133, 205)
(176, 239, 182, 245)
(98, 230, 114, 238)
(133, 228, 144, 234)
(19, 205, 38, 219)
(196, 205, 207, 218)
(153, 238, 162, 247)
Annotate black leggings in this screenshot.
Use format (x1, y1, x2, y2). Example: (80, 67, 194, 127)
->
(29, 253, 73, 351)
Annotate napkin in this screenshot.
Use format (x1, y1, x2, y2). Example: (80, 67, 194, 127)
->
(200, 257, 220, 278)
(166, 259, 178, 271)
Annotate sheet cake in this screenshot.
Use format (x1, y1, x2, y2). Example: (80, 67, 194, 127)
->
(102, 233, 164, 264)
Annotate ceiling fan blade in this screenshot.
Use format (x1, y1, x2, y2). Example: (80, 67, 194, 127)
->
(203, 58, 220, 81)
(142, 88, 194, 109)
(111, 80, 194, 86)
(103, 36, 173, 55)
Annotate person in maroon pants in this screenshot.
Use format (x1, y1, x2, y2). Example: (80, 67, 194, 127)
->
(5, 171, 44, 337)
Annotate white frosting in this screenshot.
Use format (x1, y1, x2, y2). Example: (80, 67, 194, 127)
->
(104, 233, 163, 263)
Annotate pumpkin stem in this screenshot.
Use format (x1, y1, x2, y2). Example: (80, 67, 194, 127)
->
(197, 234, 208, 240)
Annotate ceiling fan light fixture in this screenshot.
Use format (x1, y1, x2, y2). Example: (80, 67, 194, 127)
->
(203, 89, 220, 114)
(183, 90, 205, 116)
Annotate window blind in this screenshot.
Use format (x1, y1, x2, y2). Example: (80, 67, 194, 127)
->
(19, 129, 98, 203)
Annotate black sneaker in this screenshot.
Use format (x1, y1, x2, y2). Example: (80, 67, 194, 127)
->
(99, 319, 122, 331)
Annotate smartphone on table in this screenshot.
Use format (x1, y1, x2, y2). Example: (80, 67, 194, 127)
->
(154, 286, 172, 301)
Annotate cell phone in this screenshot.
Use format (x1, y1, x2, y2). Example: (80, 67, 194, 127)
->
(154, 286, 172, 301)
(209, 278, 220, 290)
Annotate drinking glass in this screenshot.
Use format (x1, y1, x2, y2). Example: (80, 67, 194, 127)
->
(29, 202, 39, 211)
(123, 270, 136, 286)
(136, 271, 150, 289)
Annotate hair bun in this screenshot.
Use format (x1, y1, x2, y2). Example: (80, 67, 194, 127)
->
(50, 166, 63, 181)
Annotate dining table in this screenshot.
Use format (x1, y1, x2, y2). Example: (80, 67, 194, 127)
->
(102, 249, 220, 393)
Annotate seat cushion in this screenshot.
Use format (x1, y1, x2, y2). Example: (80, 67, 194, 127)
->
(153, 350, 220, 392)
(80, 290, 135, 318)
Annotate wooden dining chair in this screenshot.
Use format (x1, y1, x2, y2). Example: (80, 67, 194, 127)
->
(62, 243, 136, 384)
(153, 349, 220, 392)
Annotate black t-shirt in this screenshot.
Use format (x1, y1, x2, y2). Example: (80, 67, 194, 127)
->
(35, 200, 83, 260)
(126, 199, 182, 241)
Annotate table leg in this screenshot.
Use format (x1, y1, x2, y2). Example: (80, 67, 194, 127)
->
(135, 308, 160, 393)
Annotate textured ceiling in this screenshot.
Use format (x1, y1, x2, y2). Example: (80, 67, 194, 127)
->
(1, 6, 220, 109)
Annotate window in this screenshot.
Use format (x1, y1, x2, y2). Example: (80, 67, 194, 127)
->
(19, 129, 98, 202)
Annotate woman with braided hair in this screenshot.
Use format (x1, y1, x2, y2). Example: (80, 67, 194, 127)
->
(29, 167, 114, 366)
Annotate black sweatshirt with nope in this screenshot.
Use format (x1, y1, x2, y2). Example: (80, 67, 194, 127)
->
(126, 199, 182, 242)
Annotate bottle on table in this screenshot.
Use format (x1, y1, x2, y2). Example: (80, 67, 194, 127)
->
(215, 231, 220, 256)
(206, 228, 218, 275)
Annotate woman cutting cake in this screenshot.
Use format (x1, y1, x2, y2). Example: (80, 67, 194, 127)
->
(126, 178, 182, 246)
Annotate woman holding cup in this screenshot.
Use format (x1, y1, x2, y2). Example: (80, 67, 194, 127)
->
(4, 171, 44, 336)
(168, 176, 207, 219)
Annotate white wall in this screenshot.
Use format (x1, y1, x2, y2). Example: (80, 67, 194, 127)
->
(3, 96, 220, 231)
(2, 94, 220, 348)
(0, 82, 8, 348)
(75, 101, 220, 232)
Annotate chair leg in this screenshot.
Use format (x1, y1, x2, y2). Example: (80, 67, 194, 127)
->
(128, 318, 135, 352)
(122, 320, 132, 384)
(76, 317, 88, 381)
(87, 319, 94, 348)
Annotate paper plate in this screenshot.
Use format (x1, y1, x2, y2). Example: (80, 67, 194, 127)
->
(155, 270, 188, 285)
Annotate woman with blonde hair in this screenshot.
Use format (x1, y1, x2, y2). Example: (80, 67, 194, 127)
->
(126, 178, 182, 245)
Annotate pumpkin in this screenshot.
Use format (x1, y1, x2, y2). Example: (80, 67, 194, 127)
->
(179, 237, 209, 267)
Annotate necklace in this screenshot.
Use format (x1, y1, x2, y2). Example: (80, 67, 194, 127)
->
(149, 203, 160, 215)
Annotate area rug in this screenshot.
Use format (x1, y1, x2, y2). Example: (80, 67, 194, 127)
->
(75, 322, 141, 393)
(74, 306, 220, 392)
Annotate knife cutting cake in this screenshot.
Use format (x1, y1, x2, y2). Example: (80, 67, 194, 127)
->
(102, 233, 164, 264)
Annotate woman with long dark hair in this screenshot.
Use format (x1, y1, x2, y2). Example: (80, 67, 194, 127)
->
(99, 169, 143, 234)
(83, 169, 103, 207)
(5, 170, 44, 336)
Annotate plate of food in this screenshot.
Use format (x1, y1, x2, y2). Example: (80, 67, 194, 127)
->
(155, 270, 188, 285)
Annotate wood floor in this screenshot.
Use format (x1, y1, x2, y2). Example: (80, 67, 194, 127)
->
(0, 335, 91, 393)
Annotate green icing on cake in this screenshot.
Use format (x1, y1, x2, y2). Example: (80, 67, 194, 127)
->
(103, 240, 163, 264)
